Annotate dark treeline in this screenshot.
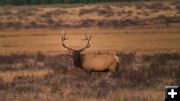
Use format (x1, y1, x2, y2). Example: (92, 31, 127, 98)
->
(0, 0, 143, 5)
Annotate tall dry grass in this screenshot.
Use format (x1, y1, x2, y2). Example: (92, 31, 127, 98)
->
(0, 52, 179, 100)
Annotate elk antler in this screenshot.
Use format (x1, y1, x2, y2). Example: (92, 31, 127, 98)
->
(61, 30, 75, 51)
(61, 30, 92, 52)
(79, 33, 92, 52)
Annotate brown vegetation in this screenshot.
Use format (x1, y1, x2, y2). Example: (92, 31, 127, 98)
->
(0, 1, 179, 29)
(0, 52, 179, 100)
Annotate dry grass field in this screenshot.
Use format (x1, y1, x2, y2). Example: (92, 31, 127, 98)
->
(0, 1, 180, 29)
(0, 27, 180, 55)
(0, 1, 180, 101)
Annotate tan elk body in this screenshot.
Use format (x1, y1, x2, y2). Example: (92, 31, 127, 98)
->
(81, 54, 119, 72)
(61, 31, 120, 73)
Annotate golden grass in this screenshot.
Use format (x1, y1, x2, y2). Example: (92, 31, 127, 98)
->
(0, 69, 53, 83)
(105, 88, 163, 101)
(0, 27, 180, 55)
(0, 88, 163, 101)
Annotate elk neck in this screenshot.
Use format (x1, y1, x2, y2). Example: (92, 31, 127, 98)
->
(72, 50, 82, 68)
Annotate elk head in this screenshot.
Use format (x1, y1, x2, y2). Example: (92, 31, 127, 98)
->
(61, 30, 92, 68)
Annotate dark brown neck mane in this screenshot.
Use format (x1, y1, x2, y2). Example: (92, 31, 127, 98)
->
(72, 50, 82, 68)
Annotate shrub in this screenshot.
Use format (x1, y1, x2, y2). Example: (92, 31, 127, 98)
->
(0, 78, 5, 90)
(79, 6, 99, 16)
(146, 2, 169, 10)
(14, 85, 39, 93)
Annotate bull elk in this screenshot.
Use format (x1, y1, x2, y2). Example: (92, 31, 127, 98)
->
(61, 31, 120, 73)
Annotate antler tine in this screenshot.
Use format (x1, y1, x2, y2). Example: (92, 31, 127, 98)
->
(86, 41, 90, 48)
(82, 33, 88, 40)
(79, 32, 92, 52)
(83, 33, 92, 41)
(62, 30, 68, 40)
(61, 30, 64, 40)
(61, 34, 64, 41)
(61, 30, 74, 51)
(88, 32, 92, 41)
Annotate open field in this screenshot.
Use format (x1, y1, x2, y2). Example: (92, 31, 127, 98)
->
(0, 26, 180, 55)
(0, 26, 179, 101)
(0, 1, 180, 101)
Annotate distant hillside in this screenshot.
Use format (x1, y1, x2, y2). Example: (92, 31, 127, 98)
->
(0, 1, 179, 29)
(0, 0, 169, 5)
